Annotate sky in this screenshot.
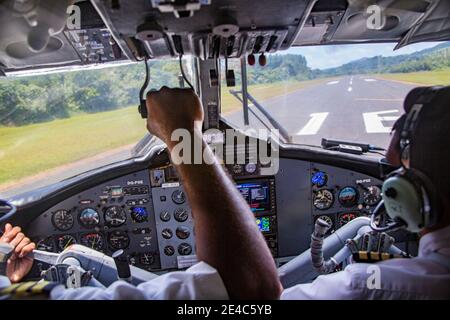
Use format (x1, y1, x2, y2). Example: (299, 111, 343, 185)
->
(285, 42, 444, 70)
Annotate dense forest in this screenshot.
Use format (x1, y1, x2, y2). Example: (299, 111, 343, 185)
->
(1, 42, 449, 126)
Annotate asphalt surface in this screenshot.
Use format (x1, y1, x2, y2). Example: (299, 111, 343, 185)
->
(224, 75, 416, 148)
(1, 76, 416, 198)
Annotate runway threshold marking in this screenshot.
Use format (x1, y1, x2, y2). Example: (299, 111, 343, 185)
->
(297, 112, 329, 136)
(327, 80, 339, 85)
(364, 79, 377, 82)
(363, 109, 400, 133)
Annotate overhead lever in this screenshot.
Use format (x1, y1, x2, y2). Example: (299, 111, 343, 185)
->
(138, 58, 150, 119)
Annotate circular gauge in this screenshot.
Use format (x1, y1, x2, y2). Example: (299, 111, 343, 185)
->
(56, 234, 76, 252)
(363, 185, 382, 206)
(130, 207, 148, 223)
(245, 163, 257, 174)
(171, 190, 186, 204)
(80, 233, 104, 251)
(316, 215, 333, 229)
(160, 210, 171, 222)
(311, 171, 328, 187)
(79, 208, 100, 228)
(164, 245, 175, 256)
(338, 187, 359, 207)
(107, 230, 130, 250)
(232, 164, 244, 174)
(174, 208, 188, 222)
(37, 237, 55, 252)
(178, 243, 192, 256)
(139, 252, 154, 266)
(51, 209, 74, 231)
(176, 226, 191, 239)
(161, 228, 173, 239)
(104, 206, 126, 227)
(128, 254, 138, 266)
(313, 189, 334, 210)
(338, 212, 359, 227)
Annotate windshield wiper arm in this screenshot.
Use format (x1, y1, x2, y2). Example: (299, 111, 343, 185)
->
(229, 89, 292, 143)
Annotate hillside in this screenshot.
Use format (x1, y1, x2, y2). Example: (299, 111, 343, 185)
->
(316, 42, 450, 77)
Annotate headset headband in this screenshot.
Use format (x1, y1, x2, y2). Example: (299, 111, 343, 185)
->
(400, 103, 423, 151)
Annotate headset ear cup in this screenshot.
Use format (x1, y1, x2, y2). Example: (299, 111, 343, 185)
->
(407, 168, 441, 228)
(382, 172, 425, 233)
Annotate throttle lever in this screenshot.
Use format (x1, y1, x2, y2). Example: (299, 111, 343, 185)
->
(112, 249, 132, 282)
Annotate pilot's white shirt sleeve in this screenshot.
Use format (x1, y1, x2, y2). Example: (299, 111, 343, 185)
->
(282, 225, 450, 300)
(281, 264, 374, 300)
(50, 262, 229, 300)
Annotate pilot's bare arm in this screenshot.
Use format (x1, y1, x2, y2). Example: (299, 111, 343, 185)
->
(146, 87, 282, 299)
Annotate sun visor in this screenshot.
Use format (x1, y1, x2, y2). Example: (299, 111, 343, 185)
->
(330, 0, 430, 43)
(292, 0, 447, 46)
(395, 0, 450, 49)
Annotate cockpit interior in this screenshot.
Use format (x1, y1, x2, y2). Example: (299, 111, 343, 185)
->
(0, 0, 449, 300)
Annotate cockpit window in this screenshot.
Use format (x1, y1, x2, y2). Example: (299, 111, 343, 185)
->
(0, 60, 184, 198)
(221, 42, 450, 152)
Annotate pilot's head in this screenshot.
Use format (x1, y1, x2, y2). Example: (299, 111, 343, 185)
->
(385, 86, 450, 233)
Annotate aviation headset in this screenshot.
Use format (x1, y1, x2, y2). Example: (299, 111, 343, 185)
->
(372, 86, 445, 233)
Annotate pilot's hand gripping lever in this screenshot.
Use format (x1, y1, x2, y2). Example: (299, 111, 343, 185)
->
(138, 55, 195, 119)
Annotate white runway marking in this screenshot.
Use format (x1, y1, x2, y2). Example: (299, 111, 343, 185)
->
(327, 80, 339, 85)
(297, 112, 329, 136)
(348, 86, 353, 92)
(364, 78, 377, 82)
(363, 109, 400, 133)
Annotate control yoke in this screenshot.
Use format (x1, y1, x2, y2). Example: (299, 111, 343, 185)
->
(30, 245, 158, 288)
(278, 217, 406, 288)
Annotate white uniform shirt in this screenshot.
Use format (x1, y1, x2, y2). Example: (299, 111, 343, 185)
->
(2, 226, 449, 300)
(281, 225, 450, 300)
(50, 261, 229, 300)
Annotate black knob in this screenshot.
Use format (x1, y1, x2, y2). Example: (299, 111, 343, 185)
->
(385, 187, 397, 198)
(112, 249, 131, 281)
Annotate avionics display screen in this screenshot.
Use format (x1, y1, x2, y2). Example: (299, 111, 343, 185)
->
(236, 180, 271, 214)
(256, 216, 272, 233)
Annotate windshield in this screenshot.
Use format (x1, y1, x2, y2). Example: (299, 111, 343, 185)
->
(0, 60, 185, 198)
(222, 42, 450, 151)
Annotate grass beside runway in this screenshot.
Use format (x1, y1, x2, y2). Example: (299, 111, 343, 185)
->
(0, 106, 146, 188)
(376, 68, 450, 86)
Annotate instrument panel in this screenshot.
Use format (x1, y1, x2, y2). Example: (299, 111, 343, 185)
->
(310, 164, 382, 234)
(26, 158, 382, 272)
(28, 171, 161, 272)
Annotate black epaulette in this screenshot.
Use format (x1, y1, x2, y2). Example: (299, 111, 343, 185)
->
(352, 251, 409, 263)
(0, 280, 59, 299)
